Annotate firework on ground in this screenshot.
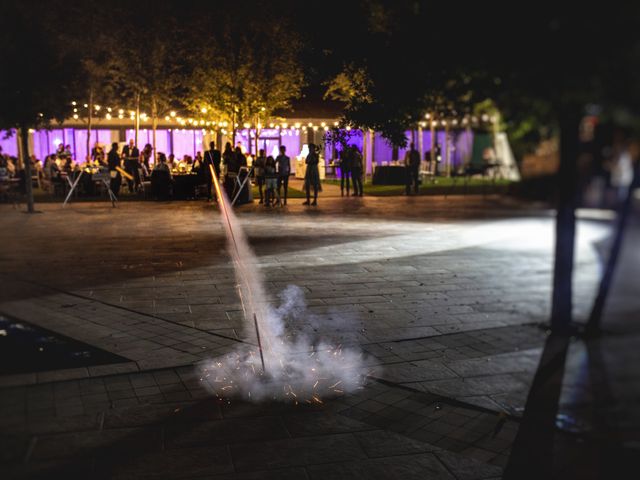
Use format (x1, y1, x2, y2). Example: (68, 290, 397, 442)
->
(199, 285, 375, 403)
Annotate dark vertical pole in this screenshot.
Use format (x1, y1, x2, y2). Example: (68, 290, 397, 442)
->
(550, 113, 581, 333)
(587, 159, 639, 333)
(20, 126, 35, 213)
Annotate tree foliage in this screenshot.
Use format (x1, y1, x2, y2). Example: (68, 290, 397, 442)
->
(0, 1, 78, 129)
(186, 2, 304, 133)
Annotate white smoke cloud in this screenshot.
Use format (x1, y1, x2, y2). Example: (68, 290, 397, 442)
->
(198, 173, 374, 403)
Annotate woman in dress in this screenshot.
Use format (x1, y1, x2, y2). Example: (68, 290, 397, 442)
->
(303, 143, 321, 206)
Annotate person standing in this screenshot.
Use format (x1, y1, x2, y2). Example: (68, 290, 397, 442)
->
(351, 145, 364, 196)
(404, 142, 420, 195)
(107, 142, 121, 196)
(264, 155, 279, 206)
(253, 148, 267, 204)
(275, 145, 291, 205)
(203, 141, 221, 201)
(303, 143, 321, 206)
(235, 146, 247, 169)
(141, 143, 153, 172)
(222, 142, 235, 174)
(122, 139, 140, 192)
(339, 146, 352, 196)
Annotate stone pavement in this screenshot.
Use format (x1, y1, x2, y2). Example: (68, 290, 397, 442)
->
(0, 195, 634, 478)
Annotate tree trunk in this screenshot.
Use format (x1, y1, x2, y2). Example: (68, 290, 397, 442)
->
(231, 109, 237, 146)
(20, 126, 35, 213)
(87, 88, 93, 163)
(550, 112, 581, 332)
(135, 92, 140, 147)
(151, 97, 158, 165)
(430, 118, 436, 174)
(445, 123, 450, 177)
(254, 128, 258, 157)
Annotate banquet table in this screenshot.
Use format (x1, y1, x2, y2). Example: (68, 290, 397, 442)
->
(372, 165, 407, 185)
(172, 173, 199, 199)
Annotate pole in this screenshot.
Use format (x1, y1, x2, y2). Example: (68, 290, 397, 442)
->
(152, 97, 158, 166)
(587, 159, 639, 333)
(135, 92, 140, 148)
(418, 125, 423, 173)
(445, 122, 451, 177)
(550, 113, 580, 332)
(20, 126, 35, 213)
(253, 313, 266, 373)
(430, 118, 436, 174)
(87, 88, 93, 163)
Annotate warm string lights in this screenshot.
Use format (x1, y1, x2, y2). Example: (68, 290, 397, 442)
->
(68, 101, 497, 133)
(67, 101, 341, 134)
(418, 112, 498, 129)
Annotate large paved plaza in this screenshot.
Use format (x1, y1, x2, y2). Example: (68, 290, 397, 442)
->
(1, 196, 638, 479)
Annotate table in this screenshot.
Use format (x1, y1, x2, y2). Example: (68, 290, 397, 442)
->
(172, 174, 199, 199)
(372, 165, 407, 185)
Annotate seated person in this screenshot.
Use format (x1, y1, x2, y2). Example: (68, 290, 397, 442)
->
(151, 154, 172, 199)
(153, 154, 172, 178)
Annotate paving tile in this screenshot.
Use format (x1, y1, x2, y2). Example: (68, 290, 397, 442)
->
(230, 433, 367, 471)
(306, 453, 455, 480)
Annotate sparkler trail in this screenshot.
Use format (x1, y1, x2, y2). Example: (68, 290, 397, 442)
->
(202, 165, 374, 403)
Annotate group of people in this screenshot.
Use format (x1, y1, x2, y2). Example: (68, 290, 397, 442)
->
(0, 146, 20, 181)
(337, 145, 364, 197)
(252, 145, 291, 206)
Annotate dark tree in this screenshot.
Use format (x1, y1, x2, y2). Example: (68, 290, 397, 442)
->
(0, 1, 78, 212)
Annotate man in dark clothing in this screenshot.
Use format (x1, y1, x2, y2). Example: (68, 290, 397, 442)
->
(203, 141, 221, 201)
(122, 139, 140, 193)
(351, 145, 364, 196)
(339, 147, 352, 196)
(275, 145, 291, 205)
(404, 142, 421, 195)
(107, 142, 121, 196)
